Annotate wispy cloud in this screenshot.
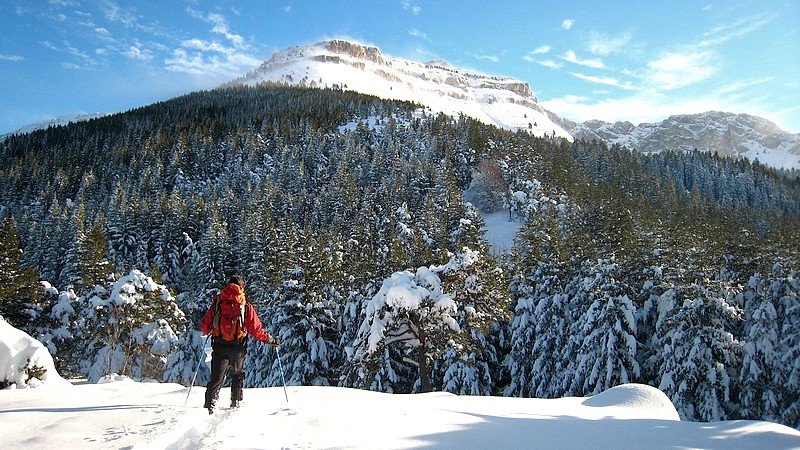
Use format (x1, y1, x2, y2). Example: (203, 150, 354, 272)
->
(700, 13, 774, 47)
(165, 9, 260, 78)
(561, 19, 574, 30)
(122, 42, 153, 61)
(530, 45, 551, 55)
(587, 31, 632, 56)
(523, 46, 560, 68)
(646, 50, 714, 90)
(538, 59, 562, 69)
(715, 77, 773, 96)
(41, 39, 97, 69)
(561, 50, 604, 69)
(571, 72, 636, 90)
(478, 54, 500, 63)
(409, 28, 429, 41)
(0, 54, 24, 62)
(102, 0, 138, 29)
(401, 0, 421, 15)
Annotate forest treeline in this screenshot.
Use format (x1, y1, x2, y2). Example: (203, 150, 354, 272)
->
(0, 85, 798, 427)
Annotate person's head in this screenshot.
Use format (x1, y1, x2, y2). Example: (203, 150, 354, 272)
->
(228, 275, 245, 288)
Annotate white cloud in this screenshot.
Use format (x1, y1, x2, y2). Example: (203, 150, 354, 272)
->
(538, 59, 562, 69)
(715, 77, 773, 95)
(523, 46, 557, 66)
(123, 43, 153, 61)
(587, 31, 632, 56)
(167, 8, 261, 79)
(48, 0, 79, 7)
(0, 54, 24, 61)
(401, 0, 421, 15)
(530, 45, 550, 55)
(475, 54, 499, 63)
(102, 0, 138, 29)
(95, 27, 113, 41)
(561, 19, 574, 30)
(409, 28, 429, 40)
(165, 39, 261, 77)
(562, 50, 604, 69)
(646, 50, 714, 90)
(206, 13, 246, 49)
(699, 13, 773, 47)
(570, 72, 636, 90)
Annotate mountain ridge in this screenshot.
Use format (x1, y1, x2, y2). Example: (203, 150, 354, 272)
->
(223, 39, 571, 139)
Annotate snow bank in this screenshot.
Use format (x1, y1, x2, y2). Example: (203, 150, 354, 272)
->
(0, 316, 70, 388)
(582, 383, 680, 420)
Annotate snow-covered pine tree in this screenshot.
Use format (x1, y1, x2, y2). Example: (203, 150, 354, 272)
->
(432, 248, 508, 395)
(34, 284, 81, 376)
(560, 259, 640, 396)
(655, 283, 742, 421)
(343, 264, 459, 393)
(0, 217, 44, 331)
(773, 263, 800, 428)
(738, 272, 781, 421)
(163, 330, 210, 386)
(437, 332, 493, 395)
(269, 281, 340, 386)
(503, 262, 570, 398)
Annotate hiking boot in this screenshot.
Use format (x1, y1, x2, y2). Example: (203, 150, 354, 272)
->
(207, 407, 214, 415)
(231, 399, 239, 409)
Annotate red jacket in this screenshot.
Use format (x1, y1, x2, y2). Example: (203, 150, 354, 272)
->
(200, 283, 272, 343)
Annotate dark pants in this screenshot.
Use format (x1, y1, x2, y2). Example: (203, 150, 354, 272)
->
(204, 343, 246, 408)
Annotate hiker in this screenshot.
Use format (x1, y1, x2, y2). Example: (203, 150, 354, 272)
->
(200, 275, 279, 413)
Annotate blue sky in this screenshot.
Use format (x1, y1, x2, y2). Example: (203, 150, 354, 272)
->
(1, 0, 798, 134)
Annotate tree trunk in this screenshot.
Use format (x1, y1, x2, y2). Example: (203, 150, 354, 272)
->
(417, 326, 431, 392)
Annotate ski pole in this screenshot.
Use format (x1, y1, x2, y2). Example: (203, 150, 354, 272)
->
(185, 334, 211, 406)
(275, 345, 289, 403)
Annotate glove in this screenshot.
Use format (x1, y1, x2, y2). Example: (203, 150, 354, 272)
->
(267, 336, 280, 347)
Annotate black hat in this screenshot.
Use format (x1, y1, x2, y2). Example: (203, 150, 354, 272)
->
(228, 275, 244, 287)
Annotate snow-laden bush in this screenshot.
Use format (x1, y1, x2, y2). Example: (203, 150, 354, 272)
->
(0, 315, 71, 388)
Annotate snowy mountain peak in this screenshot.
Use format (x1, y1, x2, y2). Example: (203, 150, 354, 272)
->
(3, 112, 108, 139)
(224, 39, 571, 139)
(566, 111, 800, 170)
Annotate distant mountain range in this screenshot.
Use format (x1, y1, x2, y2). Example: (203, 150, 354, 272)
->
(4, 112, 108, 138)
(558, 112, 800, 171)
(8, 39, 800, 170)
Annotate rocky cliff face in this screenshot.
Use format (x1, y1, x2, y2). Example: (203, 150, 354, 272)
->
(567, 111, 800, 170)
(325, 39, 385, 65)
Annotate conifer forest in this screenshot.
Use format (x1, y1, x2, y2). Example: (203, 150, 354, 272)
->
(1, 85, 799, 427)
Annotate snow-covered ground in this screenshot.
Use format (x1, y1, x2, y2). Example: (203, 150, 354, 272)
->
(482, 209, 521, 256)
(3, 378, 800, 449)
(3, 318, 800, 449)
